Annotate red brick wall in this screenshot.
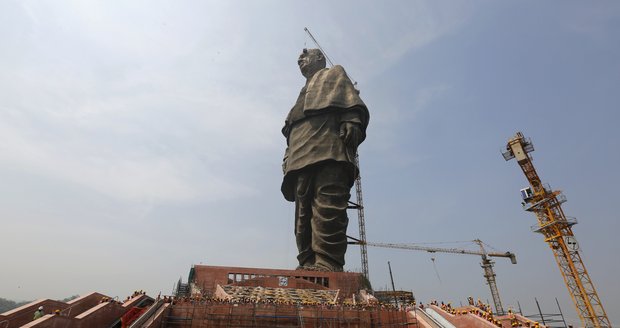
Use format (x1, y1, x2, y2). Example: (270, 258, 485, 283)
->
(191, 265, 363, 299)
(166, 303, 412, 328)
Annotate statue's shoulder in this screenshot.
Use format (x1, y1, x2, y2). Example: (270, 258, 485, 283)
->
(330, 65, 346, 75)
(315, 65, 348, 82)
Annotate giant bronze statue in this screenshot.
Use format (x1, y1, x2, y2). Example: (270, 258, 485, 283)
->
(281, 49, 369, 272)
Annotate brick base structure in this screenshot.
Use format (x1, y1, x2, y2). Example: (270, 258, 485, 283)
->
(188, 264, 368, 302)
(165, 302, 411, 328)
(152, 264, 415, 327)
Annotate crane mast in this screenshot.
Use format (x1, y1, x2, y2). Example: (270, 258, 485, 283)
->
(503, 132, 610, 328)
(350, 238, 515, 315)
(352, 153, 370, 281)
(475, 240, 504, 317)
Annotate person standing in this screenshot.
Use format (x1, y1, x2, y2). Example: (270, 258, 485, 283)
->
(33, 306, 44, 320)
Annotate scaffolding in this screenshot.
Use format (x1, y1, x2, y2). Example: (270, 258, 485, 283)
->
(523, 298, 568, 328)
(374, 290, 415, 307)
(162, 302, 413, 327)
(348, 153, 370, 282)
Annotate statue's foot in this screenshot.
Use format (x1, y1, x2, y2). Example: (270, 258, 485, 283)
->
(296, 265, 326, 272)
(314, 256, 344, 272)
(303, 264, 330, 272)
(299, 264, 343, 272)
(296, 264, 317, 271)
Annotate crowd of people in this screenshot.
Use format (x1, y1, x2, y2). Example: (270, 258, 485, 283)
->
(99, 297, 121, 304)
(458, 305, 504, 327)
(161, 294, 412, 313)
(424, 298, 543, 328)
(32, 290, 544, 328)
(121, 290, 147, 303)
(29, 289, 544, 328)
(100, 290, 147, 305)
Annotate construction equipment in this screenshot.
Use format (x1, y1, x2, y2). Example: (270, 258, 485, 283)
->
(373, 290, 415, 306)
(388, 261, 399, 306)
(348, 154, 370, 281)
(503, 132, 610, 328)
(349, 237, 516, 315)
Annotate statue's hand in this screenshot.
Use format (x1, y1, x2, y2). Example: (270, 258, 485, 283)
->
(339, 122, 362, 147)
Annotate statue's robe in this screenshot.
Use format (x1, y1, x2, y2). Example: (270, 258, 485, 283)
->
(281, 65, 370, 201)
(281, 65, 369, 270)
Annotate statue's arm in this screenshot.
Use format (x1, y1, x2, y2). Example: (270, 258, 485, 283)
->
(339, 107, 366, 146)
(340, 109, 363, 125)
(281, 121, 291, 145)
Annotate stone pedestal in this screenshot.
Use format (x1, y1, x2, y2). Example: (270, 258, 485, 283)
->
(159, 264, 414, 327)
(189, 264, 366, 301)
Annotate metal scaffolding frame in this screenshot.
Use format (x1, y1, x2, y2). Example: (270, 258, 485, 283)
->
(162, 302, 412, 327)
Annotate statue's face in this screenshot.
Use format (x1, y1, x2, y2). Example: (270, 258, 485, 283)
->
(298, 49, 325, 78)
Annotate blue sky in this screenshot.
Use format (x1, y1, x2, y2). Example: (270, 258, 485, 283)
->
(1, 1, 618, 326)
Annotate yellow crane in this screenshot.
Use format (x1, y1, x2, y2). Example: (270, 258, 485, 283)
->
(503, 132, 610, 328)
(349, 237, 516, 315)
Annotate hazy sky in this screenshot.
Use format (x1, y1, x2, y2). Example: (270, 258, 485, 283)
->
(1, 1, 619, 326)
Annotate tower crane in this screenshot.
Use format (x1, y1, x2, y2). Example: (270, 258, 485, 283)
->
(348, 237, 516, 315)
(503, 132, 610, 328)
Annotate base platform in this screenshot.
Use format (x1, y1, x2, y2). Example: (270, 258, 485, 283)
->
(188, 264, 368, 302)
(152, 264, 415, 327)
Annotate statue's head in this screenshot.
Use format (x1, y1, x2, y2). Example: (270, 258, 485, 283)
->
(298, 48, 326, 78)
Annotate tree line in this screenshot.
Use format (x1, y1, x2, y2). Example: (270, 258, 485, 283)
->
(1, 295, 79, 313)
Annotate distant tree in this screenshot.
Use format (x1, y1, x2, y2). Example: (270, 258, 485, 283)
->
(0, 297, 30, 313)
(0, 294, 80, 314)
(58, 295, 80, 302)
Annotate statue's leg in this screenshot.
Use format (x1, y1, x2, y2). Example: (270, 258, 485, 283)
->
(295, 171, 315, 267)
(311, 162, 352, 271)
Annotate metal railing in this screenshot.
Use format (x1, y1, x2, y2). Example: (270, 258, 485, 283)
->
(129, 299, 163, 328)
